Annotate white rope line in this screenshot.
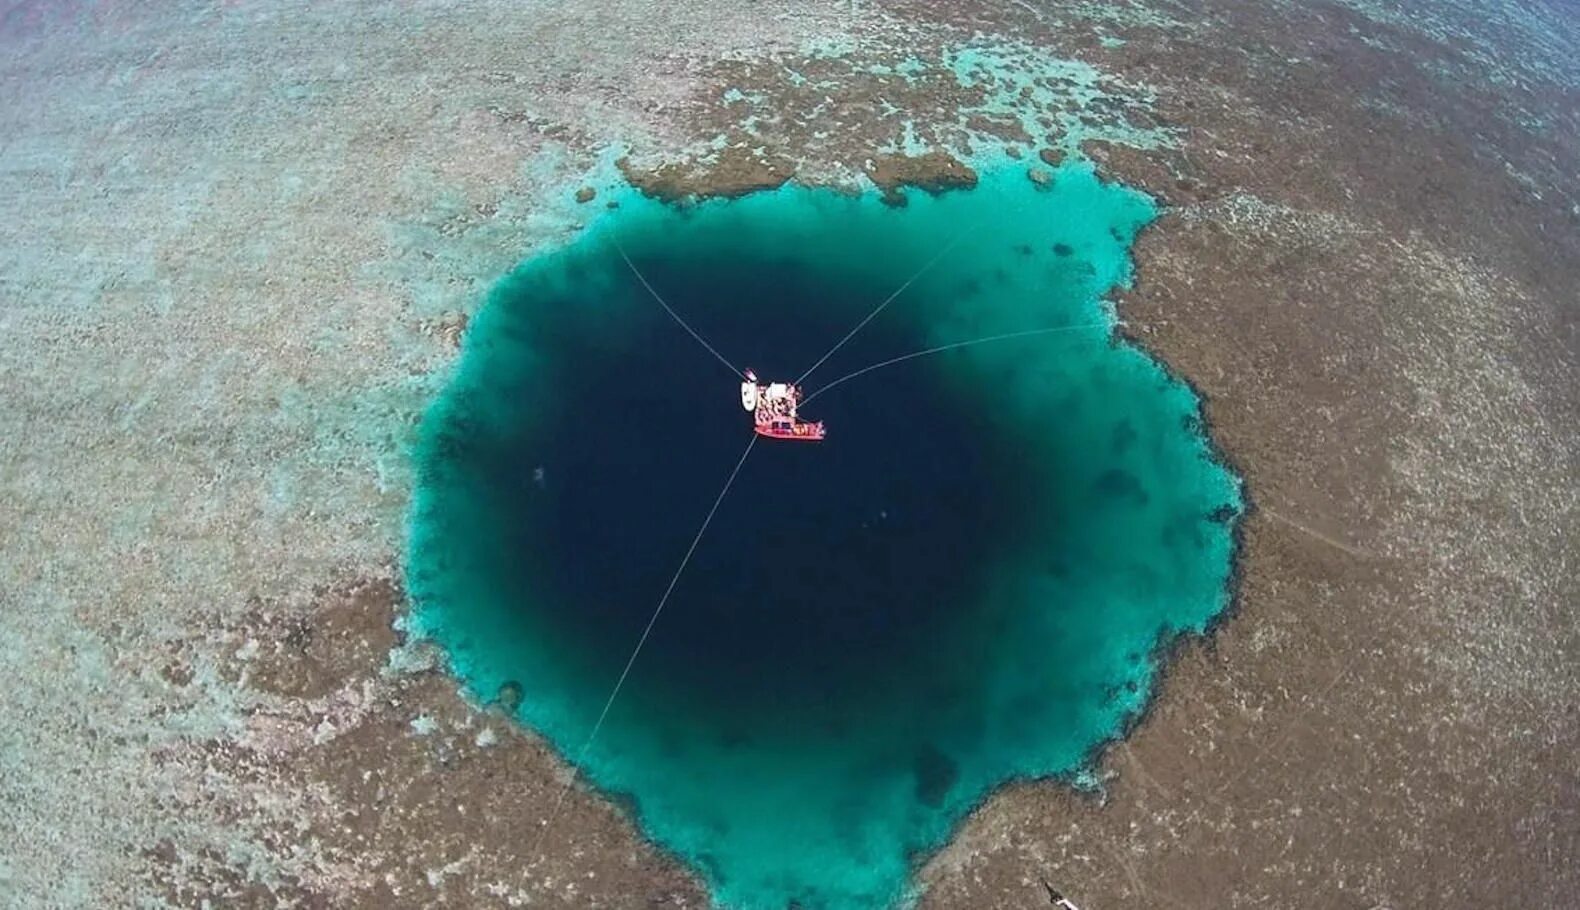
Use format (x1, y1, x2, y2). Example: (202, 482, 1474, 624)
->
(794, 223, 978, 386)
(803, 322, 1114, 405)
(530, 434, 758, 859)
(614, 237, 741, 377)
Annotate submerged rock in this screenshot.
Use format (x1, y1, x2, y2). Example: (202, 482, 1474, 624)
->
(494, 680, 524, 713)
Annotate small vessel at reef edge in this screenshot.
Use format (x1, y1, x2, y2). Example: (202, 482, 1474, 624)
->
(741, 369, 826, 441)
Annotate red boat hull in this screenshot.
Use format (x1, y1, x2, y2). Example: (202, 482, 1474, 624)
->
(755, 420, 826, 441)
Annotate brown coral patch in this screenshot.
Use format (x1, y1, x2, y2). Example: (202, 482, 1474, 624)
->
(863, 151, 979, 206)
(247, 577, 402, 700)
(617, 146, 796, 202)
(144, 841, 323, 909)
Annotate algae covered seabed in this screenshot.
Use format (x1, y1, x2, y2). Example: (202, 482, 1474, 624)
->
(1, 1, 1576, 908)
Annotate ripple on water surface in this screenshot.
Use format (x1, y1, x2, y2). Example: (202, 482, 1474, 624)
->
(407, 160, 1242, 909)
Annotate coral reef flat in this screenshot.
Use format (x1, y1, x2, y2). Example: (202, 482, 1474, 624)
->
(0, 1, 1574, 907)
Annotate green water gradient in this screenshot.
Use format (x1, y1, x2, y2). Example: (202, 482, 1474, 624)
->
(407, 159, 1241, 909)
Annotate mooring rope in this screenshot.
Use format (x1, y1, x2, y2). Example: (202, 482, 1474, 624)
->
(614, 237, 742, 377)
(794, 221, 978, 386)
(802, 322, 1115, 405)
(530, 434, 758, 860)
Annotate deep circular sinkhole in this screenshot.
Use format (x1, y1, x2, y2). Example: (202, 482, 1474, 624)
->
(408, 164, 1241, 910)
(469, 242, 1041, 719)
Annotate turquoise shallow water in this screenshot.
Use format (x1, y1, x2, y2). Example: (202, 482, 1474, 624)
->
(407, 160, 1241, 909)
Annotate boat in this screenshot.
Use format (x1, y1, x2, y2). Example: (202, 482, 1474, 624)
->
(740, 369, 826, 442)
(755, 416, 827, 441)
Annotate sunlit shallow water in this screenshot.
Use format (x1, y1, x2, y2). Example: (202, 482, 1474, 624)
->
(407, 160, 1241, 909)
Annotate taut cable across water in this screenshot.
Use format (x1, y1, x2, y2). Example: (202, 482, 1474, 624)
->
(803, 322, 1116, 405)
(795, 220, 980, 386)
(615, 237, 742, 377)
(530, 434, 759, 860)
